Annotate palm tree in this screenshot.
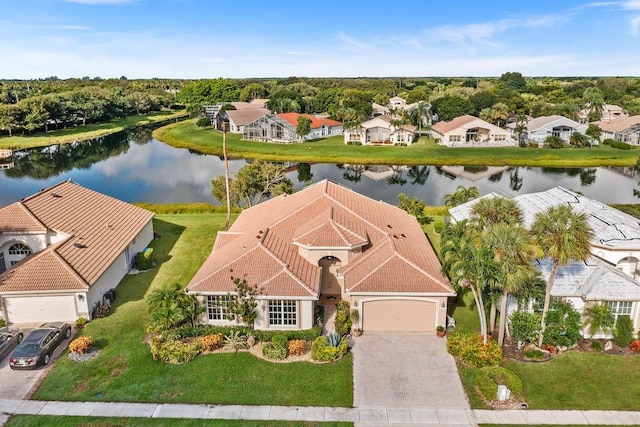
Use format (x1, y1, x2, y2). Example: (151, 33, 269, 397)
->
(483, 223, 537, 345)
(409, 100, 432, 134)
(530, 205, 593, 347)
(222, 122, 231, 230)
(443, 185, 480, 207)
(470, 196, 523, 231)
(147, 282, 200, 330)
(583, 303, 615, 338)
(582, 87, 604, 122)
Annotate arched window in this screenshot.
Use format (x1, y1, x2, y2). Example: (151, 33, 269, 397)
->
(8, 243, 32, 256)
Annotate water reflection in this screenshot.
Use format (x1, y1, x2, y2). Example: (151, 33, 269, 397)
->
(1, 131, 640, 207)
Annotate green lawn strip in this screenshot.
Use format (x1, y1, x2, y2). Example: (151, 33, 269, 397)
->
(481, 425, 629, 427)
(153, 121, 640, 167)
(5, 416, 352, 427)
(32, 213, 353, 407)
(457, 364, 488, 409)
(504, 353, 640, 410)
(0, 110, 187, 150)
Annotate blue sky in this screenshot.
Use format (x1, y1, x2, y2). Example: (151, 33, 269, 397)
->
(1, 0, 640, 79)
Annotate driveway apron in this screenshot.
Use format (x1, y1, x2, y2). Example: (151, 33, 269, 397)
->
(352, 333, 470, 409)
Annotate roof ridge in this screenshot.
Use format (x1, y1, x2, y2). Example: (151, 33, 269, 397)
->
(393, 251, 451, 291)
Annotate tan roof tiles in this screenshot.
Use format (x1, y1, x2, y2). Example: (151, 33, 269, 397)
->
(431, 115, 477, 135)
(0, 203, 47, 233)
(188, 180, 452, 298)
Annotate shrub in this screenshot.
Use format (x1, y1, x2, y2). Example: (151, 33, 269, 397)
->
(523, 349, 544, 359)
(629, 340, 640, 352)
(201, 333, 223, 351)
(223, 331, 248, 352)
(195, 117, 211, 127)
(583, 303, 615, 338)
(136, 248, 154, 270)
(590, 341, 602, 352)
(509, 311, 541, 345)
(69, 337, 93, 354)
(334, 300, 352, 336)
(476, 367, 523, 401)
(311, 335, 348, 362)
(543, 299, 581, 347)
(288, 339, 305, 356)
(446, 333, 503, 368)
(75, 317, 88, 327)
(528, 141, 539, 148)
(271, 333, 289, 350)
(602, 138, 615, 145)
(262, 342, 287, 360)
(150, 338, 202, 364)
(0, 318, 5, 328)
(167, 324, 322, 342)
(610, 140, 631, 150)
(544, 135, 564, 149)
(614, 315, 634, 347)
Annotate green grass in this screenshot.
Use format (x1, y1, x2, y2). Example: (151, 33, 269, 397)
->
(504, 353, 640, 410)
(0, 110, 187, 150)
(449, 287, 481, 335)
(5, 416, 352, 427)
(154, 121, 640, 167)
(32, 214, 353, 407)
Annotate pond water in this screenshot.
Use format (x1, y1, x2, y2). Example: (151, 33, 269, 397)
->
(1, 130, 639, 207)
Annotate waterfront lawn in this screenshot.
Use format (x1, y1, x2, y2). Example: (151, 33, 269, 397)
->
(32, 214, 353, 407)
(5, 417, 352, 427)
(154, 121, 640, 167)
(0, 110, 187, 150)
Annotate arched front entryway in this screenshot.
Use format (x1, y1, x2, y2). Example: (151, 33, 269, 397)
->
(616, 256, 639, 279)
(318, 256, 342, 300)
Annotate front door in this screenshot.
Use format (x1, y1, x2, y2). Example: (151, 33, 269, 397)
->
(319, 256, 342, 297)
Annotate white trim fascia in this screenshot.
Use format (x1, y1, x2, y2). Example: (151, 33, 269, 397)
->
(347, 291, 455, 297)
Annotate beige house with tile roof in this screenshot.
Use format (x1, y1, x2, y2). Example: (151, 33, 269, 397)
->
(431, 115, 515, 147)
(595, 115, 640, 145)
(0, 181, 154, 324)
(344, 116, 417, 146)
(187, 180, 454, 332)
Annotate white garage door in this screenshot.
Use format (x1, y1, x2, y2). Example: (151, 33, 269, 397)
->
(363, 299, 436, 332)
(4, 295, 77, 324)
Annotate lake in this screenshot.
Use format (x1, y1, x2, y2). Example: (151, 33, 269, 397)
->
(1, 130, 639, 207)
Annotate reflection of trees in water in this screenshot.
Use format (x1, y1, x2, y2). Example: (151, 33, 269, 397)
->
(540, 167, 597, 187)
(5, 132, 130, 179)
(488, 171, 503, 183)
(387, 166, 407, 186)
(126, 126, 153, 145)
(337, 164, 365, 183)
(434, 166, 456, 180)
(296, 163, 313, 183)
(407, 165, 430, 186)
(509, 167, 523, 191)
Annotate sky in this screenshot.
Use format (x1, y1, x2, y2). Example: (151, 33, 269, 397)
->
(1, 0, 640, 79)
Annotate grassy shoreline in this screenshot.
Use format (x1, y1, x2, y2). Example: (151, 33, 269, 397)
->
(0, 110, 188, 150)
(153, 121, 640, 167)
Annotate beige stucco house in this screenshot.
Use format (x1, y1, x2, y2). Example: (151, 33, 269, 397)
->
(0, 181, 154, 324)
(344, 116, 417, 146)
(431, 115, 515, 147)
(595, 115, 640, 145)
(187, 180, 454, 332)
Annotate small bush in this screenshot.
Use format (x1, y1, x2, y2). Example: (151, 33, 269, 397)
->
(590, 341, 602, 352)
(201, 333, 223, 351)
(523, 349, 544, 359)
(75, 317, 88, 327)
(614, 315, 634, 347)
(223, 331, 248, 352)
(69, 337, 93, 354)
(610, 140, 631, 150)
(543, 299, 581, 347)
(150, 338, 202, 364)
(136, 248, 154, 270)
(476, 367, 523, 401)
(334, 300, 352, 336)
(195, 117, 211, 127)
(271, 333, 289, 350)
(544, 135, 564, 149)
(166, 324, 322, 342)
(602, 138, 615, 145)
(528, 141, 539, 148)
(288, 339, 305, 356)
(262, 342, 287, 360)
(446, 333, 503, 368)
(509, 311, 541, 345)
(311, 335, 348, 362)
(0, 318, 6, 328)
(628, 340, 640, 352)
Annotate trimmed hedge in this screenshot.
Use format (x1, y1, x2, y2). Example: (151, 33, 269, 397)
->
(136, 248, 154, 270)
(166, 324, 323, 342)
(476, 366, 523, 401)
(446, 333, 503, 368)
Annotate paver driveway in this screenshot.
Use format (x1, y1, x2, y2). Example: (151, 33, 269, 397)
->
(352, 333, 470, 409)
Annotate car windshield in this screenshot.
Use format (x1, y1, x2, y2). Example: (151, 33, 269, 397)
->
(13, 343, 39, 356)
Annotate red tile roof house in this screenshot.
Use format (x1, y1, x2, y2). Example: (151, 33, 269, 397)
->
(187, 180, 454, 332)
(0, 181, 154, 324)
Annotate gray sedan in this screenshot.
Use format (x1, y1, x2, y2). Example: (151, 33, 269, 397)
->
(0, 327, 24, 361)
(9, 322, 71, 370)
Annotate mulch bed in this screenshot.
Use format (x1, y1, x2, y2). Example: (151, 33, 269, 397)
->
(502, 337, 637, 362)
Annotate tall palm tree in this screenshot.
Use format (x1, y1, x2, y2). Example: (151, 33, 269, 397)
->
(483, 223, 537, 345)
(582, 87, 604, 122)
(470, 196, 523, 231)
(409, 100, 432, 134)
(443, 185, 480, 207)
(530, 204, 593, 347)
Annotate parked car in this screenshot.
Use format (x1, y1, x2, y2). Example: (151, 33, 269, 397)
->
(0, 327, 24, 361)
(9, 322, 71, 370)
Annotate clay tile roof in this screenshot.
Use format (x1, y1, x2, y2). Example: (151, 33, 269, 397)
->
(0, 203, 47, 233)
(187, 179, 453, 298)
(276, 113, 342, 129)
(1, 181, 154, 291)
(431, 115, 478, 135)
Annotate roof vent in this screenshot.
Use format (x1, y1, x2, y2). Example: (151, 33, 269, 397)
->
(400, 233, 406, 239)
(51, 192, 61, 198)
(258, 230, 263, 234)
(387, 224, 392, 229)
(393, 235, 398, 239)
(74, 243, 87, 249)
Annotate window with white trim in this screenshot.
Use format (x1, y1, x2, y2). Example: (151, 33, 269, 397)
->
(494, 134, 506, 141)
(605, 301, 633, 323)
(8, 243, 31, 255)
(206, 295, 233, 321)
(449, 135, 461, 142)
(268, 300, 297, 326)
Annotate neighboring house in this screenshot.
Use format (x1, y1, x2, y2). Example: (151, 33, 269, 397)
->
(449, 186, 640, 337)
(220, 109, 269, 133)
(518, 115, 587, 145)
(203, 102, 267, 129)
(578, 104, 629, 123)
(595, 115, 640, 145)
(0, 181, 154, 324)
(431, 115, 515, 147)
(243, 113, 342, 143)
(344, 115, 417, 146)
(187, 180, 454, 332)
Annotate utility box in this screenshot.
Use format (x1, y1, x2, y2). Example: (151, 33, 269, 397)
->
(497, 385, 511, 401)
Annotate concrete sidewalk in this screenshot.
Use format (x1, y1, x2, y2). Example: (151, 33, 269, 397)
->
(2, 400, 640, 425)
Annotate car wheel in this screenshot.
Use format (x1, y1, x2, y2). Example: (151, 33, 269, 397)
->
(44, 354, 50, 365)
(17, 333, 23, 343)
(65, 328, 71, 338)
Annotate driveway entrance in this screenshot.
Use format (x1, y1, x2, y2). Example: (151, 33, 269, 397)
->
(352, 333, 470, 409)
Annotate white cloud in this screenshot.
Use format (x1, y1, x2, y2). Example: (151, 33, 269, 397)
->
(621, 0, 640, 10)
(631, 15, 640, 33)
(337, 31, 366, 49)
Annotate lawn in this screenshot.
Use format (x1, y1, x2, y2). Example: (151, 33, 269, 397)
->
(5, 416, 352, 427)
(32, 214, 353, 407)
(0, 110, 187, 150)
(153, 121, 640, 167)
